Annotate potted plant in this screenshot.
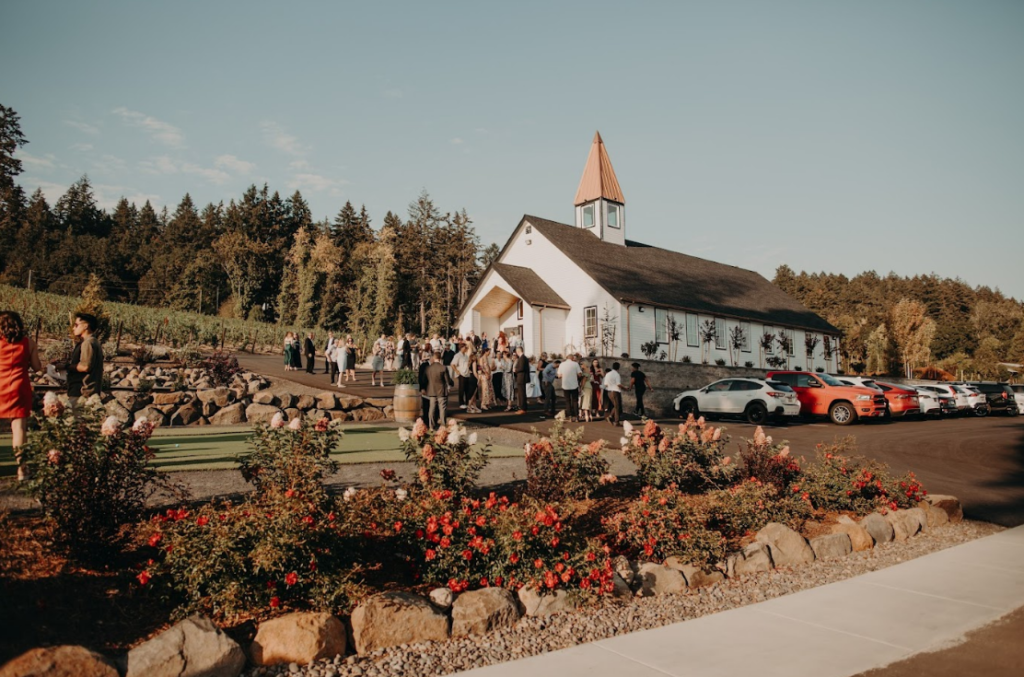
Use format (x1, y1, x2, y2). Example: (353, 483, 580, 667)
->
(392, 368, 420, 424)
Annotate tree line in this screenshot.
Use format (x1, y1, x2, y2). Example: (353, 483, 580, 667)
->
(773, 265, 1024, 380)
(0, 104, 487, 346)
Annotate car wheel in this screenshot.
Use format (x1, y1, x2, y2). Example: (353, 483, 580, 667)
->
(745, 402, 769, 425)
(829, 401, 856, 426)
(678, 398, 699, 419)
(974, 407, 988, 418)
(1008, 406, 1019, 417)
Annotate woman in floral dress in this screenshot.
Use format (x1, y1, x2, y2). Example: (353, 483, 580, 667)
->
(475, 349, 496, 410)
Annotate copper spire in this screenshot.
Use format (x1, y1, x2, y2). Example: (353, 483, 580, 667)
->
(573, 131, 625, 206)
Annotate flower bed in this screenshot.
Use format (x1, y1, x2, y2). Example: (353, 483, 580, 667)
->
(6, 410, 962, 674)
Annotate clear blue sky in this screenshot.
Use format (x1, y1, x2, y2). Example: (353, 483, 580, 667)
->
(3, 1, 1023, 299)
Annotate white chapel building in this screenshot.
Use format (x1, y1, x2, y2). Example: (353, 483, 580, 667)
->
(456, 133, 841, 369)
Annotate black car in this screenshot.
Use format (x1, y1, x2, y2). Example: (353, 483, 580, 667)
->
(965, 382, 1019, 416)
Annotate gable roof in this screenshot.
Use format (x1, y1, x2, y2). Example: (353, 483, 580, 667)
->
(492, 263, 569, 309)
(574, 132, 625, 206)
(524, 216, 840, 334)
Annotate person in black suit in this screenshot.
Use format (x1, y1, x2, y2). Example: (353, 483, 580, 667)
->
(303, 333, 316, 374)
(418, 353, 431, 422)
(512, 346, 529, 414)
(400, 334, 413, 370)
(422, 352, 454, 429)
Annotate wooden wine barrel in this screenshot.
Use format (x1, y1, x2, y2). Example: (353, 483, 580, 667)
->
(392, 384, 421, 424)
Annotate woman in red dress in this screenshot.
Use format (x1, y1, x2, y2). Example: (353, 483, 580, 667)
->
(0, 311, 42, 481)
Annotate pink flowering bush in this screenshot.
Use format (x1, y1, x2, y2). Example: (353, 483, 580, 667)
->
(238, 416, 341, 495)
(399, 418, 489, 496)
(524, 422, 612, 502)
(621, 416, 739, 492)
(21, 405, 179, 557)
(738, 426, 803, 489)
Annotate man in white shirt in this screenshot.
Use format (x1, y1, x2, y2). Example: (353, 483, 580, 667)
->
(451, 343, 473, 409)
(557, 353, 584, 422)
(602, 361, 626, 426)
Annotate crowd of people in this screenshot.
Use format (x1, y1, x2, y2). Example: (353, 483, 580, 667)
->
(286, 328, 653, 428)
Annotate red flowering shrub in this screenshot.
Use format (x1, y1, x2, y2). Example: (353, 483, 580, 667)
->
(400, 419, 488, 496)
(201, 351, 242, 387)
(524, 422, 612, 502)
(401, 491, 614, 595)
(603, 486, 727, 569)
(694, 479, 810, 549)
(738, 426, 802, 489)
(620, 416, 738, 492)
(21, 407, 180, 557)
(798, 437, 927, 514)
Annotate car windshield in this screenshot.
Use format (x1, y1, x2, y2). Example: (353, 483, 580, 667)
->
(765, 381, 793, 392)
(817, 373, 847, 387)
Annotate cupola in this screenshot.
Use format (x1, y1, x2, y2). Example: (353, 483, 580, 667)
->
(574, 131, 625, 245)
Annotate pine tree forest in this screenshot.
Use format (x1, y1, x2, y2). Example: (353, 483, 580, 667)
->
(773, 265, 1024, 380)
(0, 105, 484, 351)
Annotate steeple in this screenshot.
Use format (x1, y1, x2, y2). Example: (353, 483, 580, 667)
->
(574, 132, 626, 245)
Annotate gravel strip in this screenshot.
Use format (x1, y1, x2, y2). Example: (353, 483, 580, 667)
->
(246, 519, 1003, 677)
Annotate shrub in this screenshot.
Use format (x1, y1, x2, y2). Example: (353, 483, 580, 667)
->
(402, 492, 611, 594)
(796, 437, 926, 513)
(202, 351, 242, 387)
(21, 400, 179, 557)
(132, 345, 155, 367)
(43, 338, 73, 367)
(681, 355, 692, 363)
(620, 417, 738, 492)
(524, 422, 612, 502)
(392, 368, 419, 385)
(714, 358, 726, 366)
(766, 356, 787, 368)
(400, 419, 488, 496)
(816, 367, 825, 373)
(744, 361, 754, 368)
(173, 343, 205, 368)
(695, 480, 810, 548)
(238, 416, 341, 496)
(136, 376, 155, 395)
(604, 486, 726, 569)
(738, 426, 802, 489)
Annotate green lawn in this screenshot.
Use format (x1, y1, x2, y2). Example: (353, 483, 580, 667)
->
(0, 425, 522, 475)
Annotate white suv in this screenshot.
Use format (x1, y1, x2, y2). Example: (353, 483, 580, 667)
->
(673, 378, 800, 425)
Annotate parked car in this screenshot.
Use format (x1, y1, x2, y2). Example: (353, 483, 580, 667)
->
(837, 377, 921, 419)
(1011, 384, 1024, 415)
(916, 384, 971, 414)
(672, 378, 800, 424)
(965, 382, 1020, 416)
(913, 387, 958, 416)
(955, 385, 990, 417)
(910, 387, 943, 416)
(766, 371, 887, 425)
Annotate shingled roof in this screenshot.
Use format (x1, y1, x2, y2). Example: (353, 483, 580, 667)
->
(492, 263, 569, 309)
(524, 216, 839, 334)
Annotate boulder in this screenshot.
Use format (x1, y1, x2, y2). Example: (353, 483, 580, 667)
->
(885, 509, 923, 541)
(195, 387, 233, 407)
(209, 402, 246, 426)
(284, 408, 302, 422)
(229, 386, 247, 402)
(202, 401, 220, 418)
(133, 406, 166, 428)
(610, 573, 634, 600)
(428, 587, 454, 610)
(296, 394, 316, 410)
(613, 555, 637, 587)
(246, 381, 262, 396)
(349, 592, 449, 655)
(124, 615, 245, 677)
(729, 542, 774, 577)
(328, 410, 351, 422)
(249, 612, 345, 667)
(365, 397, 392, 408)
(924, 504, 950, 530)
(637, 562, 688, 596)
(151, 392, 185, 406)
(810, 533, 853, 560)
(860, 513, 894, 545)
(905, 507, 928, 534)
(383, 405, 394, 419)
(0, 645, 119, 677)
(278, 393, 297, 409)
(245, 403, 283, 426)
(926, 495, 963, 523)
(305, 409, 328, 422)
(352, 407, 386, 422)
(831, 523, 874, 552)
(253, 391, 278, 406)
(451, 588, 520, 636)
(104, 398, 132, 424)
(337, 394, 365, 410)
(755, 523, 815, 568)
(517, 587, 577, 617)
(170, 401, 203, 427)
(316, 392, 338, 410)
(687, 569, 725, 588)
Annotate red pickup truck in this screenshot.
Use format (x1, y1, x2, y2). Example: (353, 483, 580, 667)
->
(766, 371, 888, 425)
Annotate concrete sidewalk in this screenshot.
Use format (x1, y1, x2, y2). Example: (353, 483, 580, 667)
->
(457, 526, 1024, 677)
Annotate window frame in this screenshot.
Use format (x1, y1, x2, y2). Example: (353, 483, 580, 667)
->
(685, 313, 698, 347)
(584, 306, 597, 339)
(516, 300, 524, 320)
(714, 317, 727, 350)
(740, 321, 751, 352)
(763, 325, 774, 354)
(654, 308, 668, 344)
(582, 204, 595, 228)
(606, 203, 620, 229)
